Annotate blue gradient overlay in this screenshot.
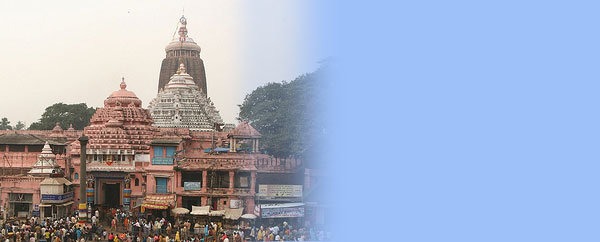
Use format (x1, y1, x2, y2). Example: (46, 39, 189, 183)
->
(321, 1, 600, 241)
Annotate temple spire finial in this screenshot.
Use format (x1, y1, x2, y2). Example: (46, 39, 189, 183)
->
(120, 77, 127, 90)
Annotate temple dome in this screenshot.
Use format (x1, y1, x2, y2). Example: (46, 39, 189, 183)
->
(71, 77, 159, 155)
(105, 78, 142, 107)
(165, 40, 201, 52)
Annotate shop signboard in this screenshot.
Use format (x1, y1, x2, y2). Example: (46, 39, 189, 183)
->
(41, 192, 73, 203)
(258, 185, 302, 198)
(260, 205, 304, 218)
(184, 182, 202, 191)
(230, 199, 243, 209)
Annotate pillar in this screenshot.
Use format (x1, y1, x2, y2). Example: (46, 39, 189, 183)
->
(78, 136, 88, 224)
(228, 171, 235, 194)
(201, 196, 207, 206)
(304, 169, 311, 192)
(255, 139, 260, 153)
(250, 172, 256, 195)
(177, 172, 182, 190)
(202, 170, 208, 192)
(230, 138, 236, 153)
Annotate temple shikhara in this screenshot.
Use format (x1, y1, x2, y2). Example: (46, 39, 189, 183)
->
(149, 64, 225, 131)
(0, 16, 323, 227)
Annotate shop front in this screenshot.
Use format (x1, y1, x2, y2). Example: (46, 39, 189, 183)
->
(40, 177, 75, 218)
(8, 193, 33, 218)
(141, 194, 176, 220)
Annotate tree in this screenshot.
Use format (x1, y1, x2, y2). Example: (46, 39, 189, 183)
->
(29, 103, 96, 130)
(238, 65, 327, 158)
(14, 121, 25, 130)
(0, 117, 12, 130)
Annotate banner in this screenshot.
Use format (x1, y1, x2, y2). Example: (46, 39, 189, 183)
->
(141, 194, 175, 210)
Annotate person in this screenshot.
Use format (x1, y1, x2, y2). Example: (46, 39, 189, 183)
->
(233, 232, 241, 242)
(112, 218, 118, 231)
(256, 227, 263, 241)
(221, 233, 229, 242)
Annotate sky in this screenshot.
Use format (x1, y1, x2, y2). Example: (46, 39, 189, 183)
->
(0, 0, 322, 126)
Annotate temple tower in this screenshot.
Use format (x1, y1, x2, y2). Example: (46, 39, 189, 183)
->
(158, 15, 208, 95)
(149, 63, 223, 131)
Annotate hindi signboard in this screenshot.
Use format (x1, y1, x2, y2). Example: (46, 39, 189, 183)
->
(184, 182, 202, 191)
(260, 203, 304, 218)
(258, 185, 302, 198)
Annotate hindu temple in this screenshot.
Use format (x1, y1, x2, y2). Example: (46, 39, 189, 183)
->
(148, 63, 224, 131)
(0, 15, 325, 227)
(158, 15, 208, 95)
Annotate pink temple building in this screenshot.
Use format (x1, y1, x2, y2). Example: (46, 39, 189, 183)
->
(0, 15, 319, 226)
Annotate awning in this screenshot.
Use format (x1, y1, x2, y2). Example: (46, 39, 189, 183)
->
(208, 210, 225, 216)
(224, 208, 244, 220)
(141, 194, 176, 210)
(59, 201, 74, 207)
(39, 204, 52, 207)
(190, 206, 210, 216)
(40, 177, 73, 186)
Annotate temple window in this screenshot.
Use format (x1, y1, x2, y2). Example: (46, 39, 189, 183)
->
(152, 146, 176, 165)
(208, 171, 229, 188)
(234, 172, 251, 188)
(156, 177, 168, 193)
(135, 178, 139, 186)
(74, 173, 79, 180)
(181, 171, 202, 187)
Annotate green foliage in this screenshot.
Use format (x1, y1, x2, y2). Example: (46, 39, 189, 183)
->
(29, 103, 96, 130)
(14, 121, 25, 130)
(0, 117, 12, 130)
(238, 66, 326, 158)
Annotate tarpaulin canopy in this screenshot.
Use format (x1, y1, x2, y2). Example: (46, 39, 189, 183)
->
(190, 206, 210, 215)
(208, 210, 226, 216)
(241, 214, 257, 219)
(171, 207, 190, 215)
(141, 194, 175, 210)
(224, 208, 244, 220)
(204, 147, 230, 152)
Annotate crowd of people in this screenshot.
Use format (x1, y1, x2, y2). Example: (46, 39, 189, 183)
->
(0, 208, 329, 242)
